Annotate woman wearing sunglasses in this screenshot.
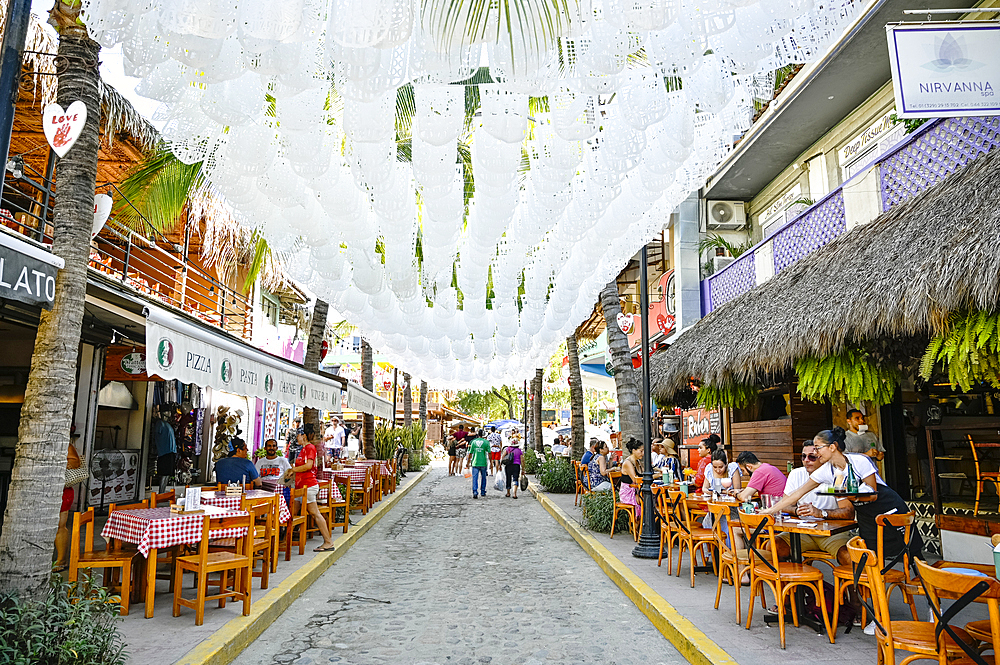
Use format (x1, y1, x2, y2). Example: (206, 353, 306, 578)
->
(763, 427, 922, 562)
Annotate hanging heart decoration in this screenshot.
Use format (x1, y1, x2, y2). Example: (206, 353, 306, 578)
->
(616, 312, 634, 335)
(92, 193, 112, 238)
(383, 380, 392, 391)
(43, 101, 87, 158)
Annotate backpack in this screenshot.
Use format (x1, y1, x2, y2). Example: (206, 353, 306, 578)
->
(802, 582, 857, 629)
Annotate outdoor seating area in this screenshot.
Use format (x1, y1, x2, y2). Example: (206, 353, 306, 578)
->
(566, 475, 1000, 662)
(74, 458, 397, 627)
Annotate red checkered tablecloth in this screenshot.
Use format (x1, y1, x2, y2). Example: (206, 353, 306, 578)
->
(317, 485, 344, 503)
(101, 506, 249, 557)
(200, 490, 291, 524)
(326, 467, 371, 483)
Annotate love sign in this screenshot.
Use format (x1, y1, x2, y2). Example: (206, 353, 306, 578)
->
(93, 193, 112, 238)
(383, 380, 392, 391)
(616, 312, 634, 335)
(43, 101, 87, 158)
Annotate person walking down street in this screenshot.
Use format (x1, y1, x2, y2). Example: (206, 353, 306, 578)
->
(284, 423, 336, 552)
(487, 426, 503, 475)
(466, 429, 491, 499)
(447, 435, 458, 476)
(504, 441, 524, 498)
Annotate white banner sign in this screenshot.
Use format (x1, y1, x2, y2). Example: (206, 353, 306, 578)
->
(144, 305, 342, 411)
(346, 382, 394, 419)
(887, 23, 1000, 118)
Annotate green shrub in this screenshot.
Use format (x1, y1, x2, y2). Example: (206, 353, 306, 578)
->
(581, 490, 631, 534)
(0, 575, 128, 665)
(522, 447, 540, 475)
(408, 448, 430, 471)
(536, 458, 576, 493)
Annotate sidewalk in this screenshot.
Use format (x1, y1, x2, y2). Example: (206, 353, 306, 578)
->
(530, 484, 972, 665)
(113, 468, 427, 665)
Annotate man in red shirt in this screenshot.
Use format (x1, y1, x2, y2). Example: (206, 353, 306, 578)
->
(284, 423, 335, 552)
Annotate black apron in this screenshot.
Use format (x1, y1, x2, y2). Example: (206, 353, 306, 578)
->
(854, 482, 923, 561)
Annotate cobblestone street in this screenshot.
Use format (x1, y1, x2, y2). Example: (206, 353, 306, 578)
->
(240, 465, 688, 665)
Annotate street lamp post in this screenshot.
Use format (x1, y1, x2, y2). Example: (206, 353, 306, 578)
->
(633, 245, 660, 558)
(0, 0, 32, 170)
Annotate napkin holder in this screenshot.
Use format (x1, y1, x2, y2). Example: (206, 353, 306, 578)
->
(225, 482, 243, 497)
(170, 500, 204, 515)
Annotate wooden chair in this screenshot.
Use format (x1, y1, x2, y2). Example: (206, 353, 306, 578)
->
(969, 434, 1000, 516)
(668, 490, 718, 587)
(283, 486, 309, 560)
(831, 512, 919, 634)
(573, 461, 590, 506)
(847, 538, 976, 665)
(150, 489, 175, 507)
(913, 558, 1000, 665)
(216, 496, 274, 588)
(349, 468, 374, 515)
(655, 486, 675, 570)
(69, 508, 141, 616)
(331, 475, 351, 534)
(740, 511, 834, 648)
(308, 479, 334, 540)
(709, 503, 750, 624)
(609, 471, 638, 541)
(173, 512, 253, 625)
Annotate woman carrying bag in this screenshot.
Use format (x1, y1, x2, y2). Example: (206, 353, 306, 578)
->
(502, 441, 523, 499)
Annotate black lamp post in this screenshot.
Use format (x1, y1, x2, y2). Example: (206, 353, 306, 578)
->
(633, 245, 660, 558)
(0, 0, 31, 170)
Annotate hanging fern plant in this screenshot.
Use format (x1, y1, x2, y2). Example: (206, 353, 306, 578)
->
(795, 346, 899, 406)
(920, 310, 1000, 392)
(696, 380, 758, 410)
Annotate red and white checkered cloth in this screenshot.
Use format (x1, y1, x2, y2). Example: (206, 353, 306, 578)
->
(101, 506, 249, 557)
(200, 490, 291, 524)
(353, 460, 391, 474)
(327, 467, 371, 484)
(317, 485, 344, 503)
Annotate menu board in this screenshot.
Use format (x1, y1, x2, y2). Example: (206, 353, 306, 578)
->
(682, 408, 722, 448)
(86, 450, 141, 506)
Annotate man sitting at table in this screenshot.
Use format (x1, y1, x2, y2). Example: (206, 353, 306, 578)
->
(772, 440, 855, 566)
(734, 451, 785, 502)
(215, 438, 262, 488)
(256, 438, 292, 498)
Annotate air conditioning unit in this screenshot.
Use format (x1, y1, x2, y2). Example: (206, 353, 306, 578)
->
(707, 200, 747, 231)
(712, 255, 735, 272)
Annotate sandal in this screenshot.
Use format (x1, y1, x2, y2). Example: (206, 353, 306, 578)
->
(52, 564, 68, 573)
(313, 544, 336, 553)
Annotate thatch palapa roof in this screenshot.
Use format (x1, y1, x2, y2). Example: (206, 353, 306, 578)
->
(650, 138, 1000, 402)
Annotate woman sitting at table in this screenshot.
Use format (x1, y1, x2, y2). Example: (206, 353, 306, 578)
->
(762, 427, 922, 562)
(620, 438, 662, 519)
(701, 448, 743, 495)
(587, 441, 620, 492)
(693, 434, 721, 488)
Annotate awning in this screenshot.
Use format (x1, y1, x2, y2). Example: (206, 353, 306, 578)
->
(345, 382, 393, 419)
(0, 229, 64, 309)
(144, 305, 342, 411)
(580, 363, 618, 393)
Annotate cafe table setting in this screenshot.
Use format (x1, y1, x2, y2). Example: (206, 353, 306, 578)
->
(200, 489, 291, 523)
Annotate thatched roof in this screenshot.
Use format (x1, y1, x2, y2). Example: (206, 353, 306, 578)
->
(650, 142, 1000, 401)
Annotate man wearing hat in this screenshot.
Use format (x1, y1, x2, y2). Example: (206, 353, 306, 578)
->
(215, 438, 262, 488)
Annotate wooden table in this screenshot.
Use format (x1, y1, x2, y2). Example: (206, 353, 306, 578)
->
(101, 504, 248, 618)
(764, 517, 857, 633)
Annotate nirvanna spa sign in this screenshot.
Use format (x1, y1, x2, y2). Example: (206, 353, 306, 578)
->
(887, 23, 1000, 118)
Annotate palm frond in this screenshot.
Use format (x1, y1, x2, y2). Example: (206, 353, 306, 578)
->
(113, 146, 204, 234)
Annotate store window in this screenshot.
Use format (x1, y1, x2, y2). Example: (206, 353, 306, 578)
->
(262, 292, 280, 327)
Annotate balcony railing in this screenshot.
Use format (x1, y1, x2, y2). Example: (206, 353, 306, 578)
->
(1, 169, 253, 341)
(702, 115, 1000, 313)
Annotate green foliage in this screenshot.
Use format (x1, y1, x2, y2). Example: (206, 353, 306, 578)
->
(890, 112, 929, 135)
(920, 310, 1000, 392)
(408, 448, 431, 472)
(536, 457, 576, 493)
(698, 233, 753, 258)
(521, 447, 540, 474)
(112, 145, 204, 235)
(448, 386, 524, 420)
(795, 345, 900, 406)
(696, 380, 758, 409)
(581, 491, 630, 534)
(0, 575, 128, 665)
(372, 423, 400, 461)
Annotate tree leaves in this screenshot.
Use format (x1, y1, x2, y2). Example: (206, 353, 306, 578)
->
(921, 310, 1000, 392)
(696, 380, 758, 410)
(795, 346, 899, 406)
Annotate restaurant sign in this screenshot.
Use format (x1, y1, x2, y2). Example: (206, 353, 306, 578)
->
(144, 305, 342, 411)
(682, 408, 722, 447)
(0, 231, 63, 309)
(887, 23, 1000, 118)
(103, 346, 149, 382)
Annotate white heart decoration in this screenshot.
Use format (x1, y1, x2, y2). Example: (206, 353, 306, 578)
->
(616, 312, 634, 334)
(92, 193, 112, 238)
(43, 101, 87, 158)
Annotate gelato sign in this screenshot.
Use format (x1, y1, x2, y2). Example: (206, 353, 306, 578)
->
(887, 23, 1000, 118)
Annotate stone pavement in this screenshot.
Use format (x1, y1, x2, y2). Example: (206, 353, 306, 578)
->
(240, 465, 689, 665)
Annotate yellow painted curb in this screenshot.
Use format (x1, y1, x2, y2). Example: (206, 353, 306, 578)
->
(527, 482, 739, 665)
(174, 468, 429, 665)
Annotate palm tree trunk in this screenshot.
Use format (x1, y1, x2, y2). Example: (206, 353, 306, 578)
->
(402, 373, 412, 428)
(0, 27, 100, 595)
(601, 280, 642, 443)
(567, 335, 585, 460)
(361, 338, 375, 458)
(532, 368, 543, 453)
(419, 380, 427, 430)
(301, 299, 328, 431)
